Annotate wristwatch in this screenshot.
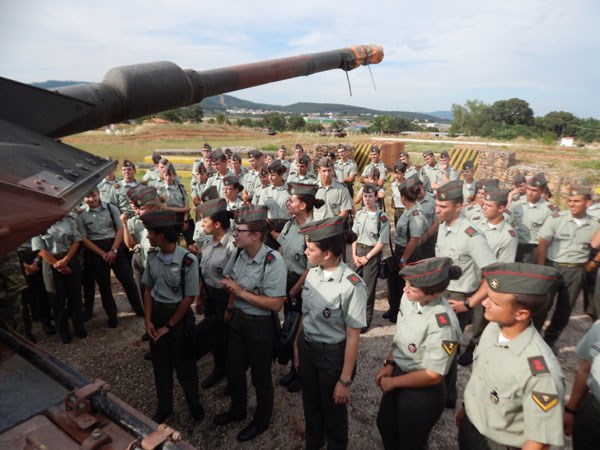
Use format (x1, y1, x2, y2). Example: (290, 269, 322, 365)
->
(463, 299, 472, 310)
(165, 322, 173, 330)
(384, 359, 395, 367)
(338, 378, 352, 387)
(111, 248, 118, 254)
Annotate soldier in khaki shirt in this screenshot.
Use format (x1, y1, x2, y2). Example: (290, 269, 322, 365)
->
(376, 257, 462, 450)
(457, 262, 565, 450)
(536, 185, 600, 347)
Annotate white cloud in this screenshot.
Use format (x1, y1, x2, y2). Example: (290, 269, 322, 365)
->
(1, 0, 598, 117)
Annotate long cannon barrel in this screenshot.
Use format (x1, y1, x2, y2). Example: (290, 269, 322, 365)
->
(0, 44, 383, 256)
(5, 45, 383, 139)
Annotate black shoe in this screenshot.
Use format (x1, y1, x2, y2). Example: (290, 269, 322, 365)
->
(144, 351, 152, 361)
(202, 371, 226, 389)
(279, 371, 296, 387)
(445, 398, 456, 409)
(237, 421, 268, 442)
(42, 322, 56, 335)
(190, 404, 205, 422)
(213, 411, 247, 426)
(134, 308, 145, 317)
(286, 378, 302, 393)
(151, 410, 171, 424)
(457, 351, 473, 367)
(360, 325, 370, 334)
(223, 384, 231, 396)
(60, 334, 72, 344)
(141, 333, 150, 342)
(75, 328, 87, 339)
(382, 310, 394, 319)
(107, 316, 118, 328)
(389, 315, 398, 324)
(25, 332, 37, 344)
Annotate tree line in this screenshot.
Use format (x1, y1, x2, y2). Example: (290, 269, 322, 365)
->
(449, 98, 600, 143)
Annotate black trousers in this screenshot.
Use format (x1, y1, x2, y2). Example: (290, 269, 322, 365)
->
(204, 286, 229, 373)
(515, 243, 537, 264)
(444, 290, 473, 404)
(41, 258, 84, 338)
(131, 251, 145, 307)
(355, 243, 379, 326)
(226, 310, 275, 427)
(298, 332, 348, 450)
(573, 392, 600, 450)
(377, 365, 446, 450)
(150, 303, 200, 415)
(84, 240, 143, 318)
(387, 245, 422, 314)
(459, 413, 518, 450)
(17, 250, 51, 327)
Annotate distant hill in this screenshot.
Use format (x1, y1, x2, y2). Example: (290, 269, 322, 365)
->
(30, 81, 452, 123)
(200, 94, 452, 123)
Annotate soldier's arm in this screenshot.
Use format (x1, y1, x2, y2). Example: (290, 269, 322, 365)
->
(536, 238, 550, 265)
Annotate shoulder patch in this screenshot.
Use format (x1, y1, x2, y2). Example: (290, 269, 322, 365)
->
(412, 210, 420, 216)
(182, 255, 194, 267)
(467, 205, 474, 211)
(531, 391, 559, 412)
(347, 274, 362, 285)
(442, 340, 458, 356)
(265, 252, 275, 264)
(435, 313, 451, 328)
(551, 212, 560, 218)
(113, 182, 121, 189)
(548, 204, 558, 211)
(509, 229, 517, 237)
(511, 220, 517, 228)
(527, 355, 549, 376)
(380, 214, 388, 223)
(464, 226, 478, 237)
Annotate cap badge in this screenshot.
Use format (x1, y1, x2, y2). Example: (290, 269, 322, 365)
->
(489, 279, 499, 289)
(322, 307, 331, 319)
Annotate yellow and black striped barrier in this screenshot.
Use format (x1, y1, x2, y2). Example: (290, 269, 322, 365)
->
(353, 143, 374, 174)
(449, 147, 479, 171)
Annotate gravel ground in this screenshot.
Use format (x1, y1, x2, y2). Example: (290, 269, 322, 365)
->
(32, 274, 588, 450)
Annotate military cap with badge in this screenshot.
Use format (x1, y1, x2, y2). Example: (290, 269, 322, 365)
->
(436, 180, 464, 201)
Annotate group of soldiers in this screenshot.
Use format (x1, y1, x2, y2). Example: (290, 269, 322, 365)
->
(2, 141, 600, 448)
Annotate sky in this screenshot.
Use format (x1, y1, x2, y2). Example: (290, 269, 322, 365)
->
(1, 0, 599, 119)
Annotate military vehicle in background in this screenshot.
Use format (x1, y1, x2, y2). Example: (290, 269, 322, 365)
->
(0, 45, 383, 449)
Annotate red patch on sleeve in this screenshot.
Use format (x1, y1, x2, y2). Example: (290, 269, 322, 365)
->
(435, 313, 451, 328)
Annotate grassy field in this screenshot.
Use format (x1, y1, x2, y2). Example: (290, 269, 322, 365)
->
(63, 123, 600, 189)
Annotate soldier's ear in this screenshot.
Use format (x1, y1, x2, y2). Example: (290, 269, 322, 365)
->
(514, 306, 531, 323)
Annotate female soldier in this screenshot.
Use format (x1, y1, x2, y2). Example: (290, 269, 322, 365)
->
(258, 160, 291, 238)
(277, 183, 324, 392)
(158, 164, 193, 245)
(141, 210, 203, 424)
(194, 198, 236, 389)
(222, 176, 244, 211)
(385, 177, 428, 323)
(213, 205, 287, 442)
(376, 257, 462, 450)
(296, 216, 367, 450)
(32, 213, 86, 343)
(352, 184, 390, 332)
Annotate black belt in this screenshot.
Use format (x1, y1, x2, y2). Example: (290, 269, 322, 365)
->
(303, 336, 345, 350)
(234, 308, 271, 321)
(357, 243, 374, 250)
(152, 300, 179, 311)
(518, 243, 538, 249)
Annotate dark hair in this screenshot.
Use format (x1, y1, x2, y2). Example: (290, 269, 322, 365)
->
(152, 153, 162, 164)
(400, 185, 420, 203)
(513, 293, 550, 315)
(314, 230, 357, 257)
(152, 225, 182, 243)
(421, 265, 462, 295)
(296, 194, 325, 212)
(246, 220, 272, 241)
(210, 210, 233, 231)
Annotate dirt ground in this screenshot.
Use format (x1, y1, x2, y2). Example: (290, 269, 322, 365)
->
(33, 273, 589, 450)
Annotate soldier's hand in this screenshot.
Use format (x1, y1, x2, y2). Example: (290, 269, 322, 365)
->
(146, 322, 158, 340)
(563, 411, 575, 436)
(154, 326, 169, 341)
(375, 365, 393, 388)
(293, 343, 300, 372)
(455, 404, 466, 428)
(585, 260, 597, 272)
(378, 376, 396, 393)
(224, 308, 233, 324)
(448, 299, 468, 313)
(194, 299, 203, 315)
(333, 383, 350, 405)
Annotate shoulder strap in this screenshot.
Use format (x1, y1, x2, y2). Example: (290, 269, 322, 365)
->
(105, 202, 119, 231)
(180, 251, 192, 300)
